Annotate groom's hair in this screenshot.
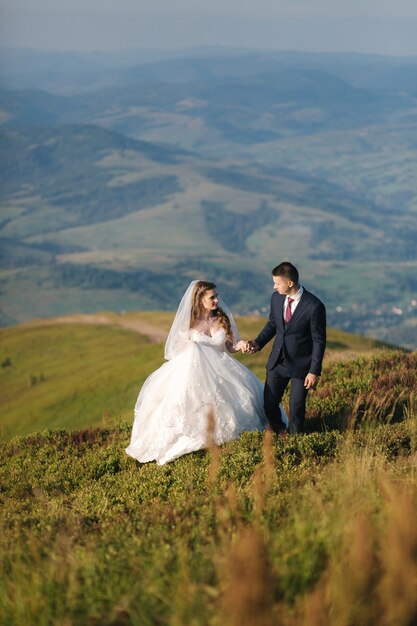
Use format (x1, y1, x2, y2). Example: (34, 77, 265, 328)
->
(272, 262, 299, 283)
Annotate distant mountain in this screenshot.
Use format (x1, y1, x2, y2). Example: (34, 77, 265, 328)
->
(0, 88, 81, 126)
(0, 125, 187, 227)
(0, 48, 416, 347)
(2, 47, 417, 95)
(1, 51, 416, 142)
(1, 69, 413, 146)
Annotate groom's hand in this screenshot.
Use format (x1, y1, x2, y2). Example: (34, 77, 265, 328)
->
(247, 340, 260, 354)
(304, 373, 319, 390)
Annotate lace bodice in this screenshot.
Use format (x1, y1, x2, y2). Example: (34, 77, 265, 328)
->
(190, 327, 227, 349)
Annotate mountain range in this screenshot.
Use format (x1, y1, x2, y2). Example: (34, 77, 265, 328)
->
(0, 47, 416, 347)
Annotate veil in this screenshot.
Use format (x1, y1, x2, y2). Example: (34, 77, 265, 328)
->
(164, 280, 197, 360)
(164, 280, 241, 360)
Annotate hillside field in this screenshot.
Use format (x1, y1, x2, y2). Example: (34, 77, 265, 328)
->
(1, 383, 417, 625)
(1, 314, 417, 625)
(0, 312, 395, 440)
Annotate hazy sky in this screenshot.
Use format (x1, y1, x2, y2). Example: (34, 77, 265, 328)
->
(1, 0, 417, 56)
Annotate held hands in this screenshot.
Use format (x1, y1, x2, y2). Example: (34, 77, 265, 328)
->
(235, 340, 260, 354)
(236, 341, 319, 387)
(246, 340, 260, 354)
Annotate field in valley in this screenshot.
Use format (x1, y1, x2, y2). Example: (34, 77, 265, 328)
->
(1, 50, 417, 347)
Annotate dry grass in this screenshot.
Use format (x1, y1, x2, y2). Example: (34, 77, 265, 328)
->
(211, 399, 417, 626)
(220, 527, 276, 626)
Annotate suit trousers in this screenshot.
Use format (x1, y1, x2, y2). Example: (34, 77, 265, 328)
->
(264, 359, 308, 434)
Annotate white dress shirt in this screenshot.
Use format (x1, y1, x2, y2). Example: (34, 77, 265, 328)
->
(283, 285, 304, 320)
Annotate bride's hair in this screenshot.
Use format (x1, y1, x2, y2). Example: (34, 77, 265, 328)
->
(191, 281, 233, 342)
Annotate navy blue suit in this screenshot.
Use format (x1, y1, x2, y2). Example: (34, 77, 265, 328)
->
(255, 288, 326, 433)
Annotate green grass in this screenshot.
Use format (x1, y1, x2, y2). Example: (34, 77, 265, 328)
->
(0, 315, 396, 439)
(0, 324, 162, 439)
(0, 317, 416, 625)
(1, 411, 416, 625)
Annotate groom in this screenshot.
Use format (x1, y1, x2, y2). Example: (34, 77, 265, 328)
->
(246, 262, 326, 434)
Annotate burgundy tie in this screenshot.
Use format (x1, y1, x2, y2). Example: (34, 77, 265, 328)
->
(285, 297, 294, 323)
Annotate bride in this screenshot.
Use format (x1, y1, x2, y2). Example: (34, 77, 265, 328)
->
(125, 280, 288, 465)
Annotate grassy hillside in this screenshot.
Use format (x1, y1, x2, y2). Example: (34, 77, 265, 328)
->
(0, 322, 156, 439)
(1, 402, 416, 625)
(0, 313, 405, 440)
(1, 311, 416, 624)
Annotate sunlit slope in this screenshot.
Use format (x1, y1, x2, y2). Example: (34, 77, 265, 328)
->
(0, 312, 396, 439)
(0, 323, 161, 439)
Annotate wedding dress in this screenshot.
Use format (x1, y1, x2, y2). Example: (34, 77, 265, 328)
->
(125, 282, 288, 465)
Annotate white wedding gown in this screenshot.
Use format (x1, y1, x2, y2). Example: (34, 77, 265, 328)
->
(126, 327, 288, 465)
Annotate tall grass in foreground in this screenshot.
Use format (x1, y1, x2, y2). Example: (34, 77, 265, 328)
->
(212, 401, 417, 626)
(0, 393, 416, 625)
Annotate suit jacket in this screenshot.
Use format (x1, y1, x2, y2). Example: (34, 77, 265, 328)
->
(255, 288, 326, 378)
